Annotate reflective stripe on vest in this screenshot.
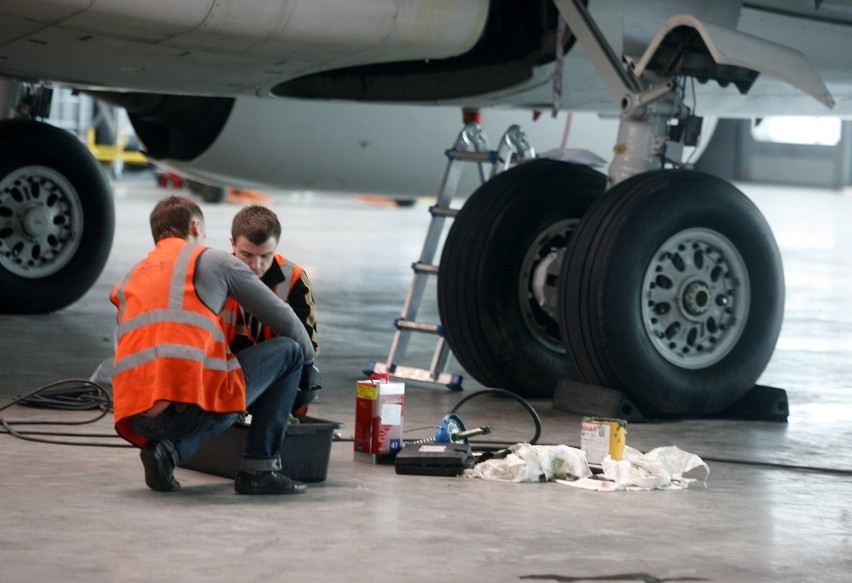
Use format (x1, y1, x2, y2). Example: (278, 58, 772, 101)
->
(277, 255, 303, 298)
(112, 344, 237, 376)
(110, 239, 245, 443)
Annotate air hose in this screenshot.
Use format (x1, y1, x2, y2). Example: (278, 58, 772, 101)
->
(447, 387, 542, 447)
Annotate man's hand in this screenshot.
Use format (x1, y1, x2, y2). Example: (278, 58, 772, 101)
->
(299, 363, 322, 392)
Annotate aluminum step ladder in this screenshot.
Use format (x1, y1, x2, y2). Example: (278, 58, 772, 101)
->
(366, 121, 536, 390)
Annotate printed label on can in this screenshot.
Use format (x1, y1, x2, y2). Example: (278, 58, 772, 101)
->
(580, 417, 626, 463)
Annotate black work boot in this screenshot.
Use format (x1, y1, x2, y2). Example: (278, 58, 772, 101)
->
(234, 470, 307, 495)
(140, 440, 180, 492)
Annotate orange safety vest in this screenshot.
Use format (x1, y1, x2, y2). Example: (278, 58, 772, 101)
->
(220, 253, 303, 346)
(110, 238, 245, 446)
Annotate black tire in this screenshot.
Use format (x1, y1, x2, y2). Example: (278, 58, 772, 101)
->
(559, 170, 784, 416)
(0, 119, 115, 314)
(438, 159, 604, 397)
(186, 178, 226, 203)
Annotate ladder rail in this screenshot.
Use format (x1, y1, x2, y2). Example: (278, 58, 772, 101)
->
(384, 122, 489, 366)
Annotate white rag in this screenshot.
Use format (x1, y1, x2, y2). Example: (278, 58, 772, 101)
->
(465, 443, 709, 492)
(558, 445, 710, 491)
(463, 443, 592, 483)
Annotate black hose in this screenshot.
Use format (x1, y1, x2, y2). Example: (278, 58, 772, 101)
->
(0, 378, 131, 447)
(450, 387, 542, 445)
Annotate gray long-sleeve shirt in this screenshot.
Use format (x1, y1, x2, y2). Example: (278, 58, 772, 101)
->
(195, 247, 316, 363)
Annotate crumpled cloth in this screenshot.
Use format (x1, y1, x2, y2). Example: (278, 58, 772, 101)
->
(558, 445, 709, 491)
(465, 443, 708, 492)
(463, 443, 592, 483)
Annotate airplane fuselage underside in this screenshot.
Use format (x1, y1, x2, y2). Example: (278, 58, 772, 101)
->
(0, 0, 846, 417)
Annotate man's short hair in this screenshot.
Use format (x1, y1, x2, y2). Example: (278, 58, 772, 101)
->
(150, 196, 204, 242)
(231, 205, 282, 246)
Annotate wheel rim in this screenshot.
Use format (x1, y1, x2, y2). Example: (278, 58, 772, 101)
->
(518, 218, 581, 353)
(0, 165, 84, 278)
(641, 227, 749, 369)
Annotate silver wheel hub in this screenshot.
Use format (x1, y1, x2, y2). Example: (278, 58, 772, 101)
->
(682, 280, 712, 317)
(23, 205, 51, 237)
(0, 165, 83, 278)
(519, 218, 580, 352)
(641, 227, 749, 369)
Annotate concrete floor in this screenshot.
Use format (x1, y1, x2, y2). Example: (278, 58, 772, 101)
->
(1, 170, 851, 582)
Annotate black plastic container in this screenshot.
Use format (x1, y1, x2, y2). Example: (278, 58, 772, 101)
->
(180, 416, 342, 482)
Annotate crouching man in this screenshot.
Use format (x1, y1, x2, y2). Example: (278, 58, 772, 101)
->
(110, 196, 316, 495)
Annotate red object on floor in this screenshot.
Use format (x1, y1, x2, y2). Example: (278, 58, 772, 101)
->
(157, 172, 183, 189)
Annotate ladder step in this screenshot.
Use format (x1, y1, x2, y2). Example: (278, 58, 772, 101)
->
(446, 149, 497, 164)
(429, 206, 459, 219)
(367, 362, 463, 391)
(394, 319, 442, 334)
(412, 262, 439, 275)
(445, 148, 525, 165)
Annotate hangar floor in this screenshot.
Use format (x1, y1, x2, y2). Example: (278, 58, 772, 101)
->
(1, 170, 851, 583)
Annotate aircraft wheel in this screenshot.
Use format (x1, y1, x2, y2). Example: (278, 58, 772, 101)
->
(186, 179, 226, 203)
(559, 170, 784, 416)
(0, 119, 115, 313)
(438, 159, 604, 397)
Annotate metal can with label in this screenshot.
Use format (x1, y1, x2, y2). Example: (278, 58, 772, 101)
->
(580, 417, 627, 463)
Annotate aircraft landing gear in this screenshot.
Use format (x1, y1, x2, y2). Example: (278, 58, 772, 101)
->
(438, 159, 784, 416)
(0, 116, 115, 313)
(437, 1, 831, 415)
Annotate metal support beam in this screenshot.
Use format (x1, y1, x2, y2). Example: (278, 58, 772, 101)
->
(552, 0, 682, 185)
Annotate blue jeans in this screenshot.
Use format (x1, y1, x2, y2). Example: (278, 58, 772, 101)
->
(128, 337, 304, 471)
